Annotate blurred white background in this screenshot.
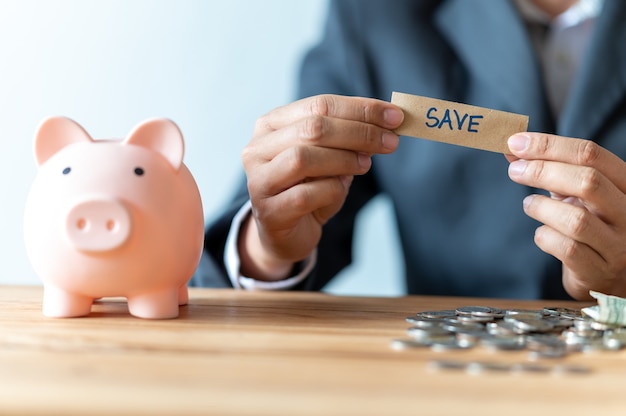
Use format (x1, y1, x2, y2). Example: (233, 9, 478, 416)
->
(0, 0, 403, 296)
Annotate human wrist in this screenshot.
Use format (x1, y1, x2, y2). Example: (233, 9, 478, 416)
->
(237, 215, 295, 281)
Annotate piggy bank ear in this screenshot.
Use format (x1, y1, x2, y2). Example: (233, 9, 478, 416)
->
(124, 118, 184, 171)
(34, 116, 93, 166)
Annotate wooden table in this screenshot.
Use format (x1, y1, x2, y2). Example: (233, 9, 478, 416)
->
(0, 286, 624, 416)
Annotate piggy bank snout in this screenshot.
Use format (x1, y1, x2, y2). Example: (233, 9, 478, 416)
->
(65, 197, 131, 252)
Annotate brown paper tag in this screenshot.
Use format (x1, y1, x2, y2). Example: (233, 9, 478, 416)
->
(391, 92, 529, 154)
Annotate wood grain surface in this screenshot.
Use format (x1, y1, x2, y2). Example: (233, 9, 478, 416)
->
(0, 286, 623, 416)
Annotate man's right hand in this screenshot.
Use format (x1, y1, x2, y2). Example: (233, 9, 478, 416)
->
(238, 94, 404, 281)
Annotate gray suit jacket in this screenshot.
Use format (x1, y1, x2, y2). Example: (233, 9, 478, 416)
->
(192, 0, 626, 299)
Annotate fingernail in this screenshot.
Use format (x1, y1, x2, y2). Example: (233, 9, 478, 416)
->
(339, 175, 353, 189)
(384, 108, 404, 127)
(523, 194, 535, 210)
(382, 132, 399, 150)
(508, 160, 527, 177)
(508, 134, 529, 153)
(358, 153, 371, 168)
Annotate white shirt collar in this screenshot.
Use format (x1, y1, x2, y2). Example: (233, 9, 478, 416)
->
(514, 0, 603, 28)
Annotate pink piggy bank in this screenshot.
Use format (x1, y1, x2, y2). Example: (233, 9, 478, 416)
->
(23, 116, 204, 319)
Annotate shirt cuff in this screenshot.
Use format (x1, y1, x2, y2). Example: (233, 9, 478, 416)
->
(223, 200, 316, 290)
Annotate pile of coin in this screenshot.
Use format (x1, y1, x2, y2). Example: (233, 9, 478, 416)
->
(392, 305, 626, 359)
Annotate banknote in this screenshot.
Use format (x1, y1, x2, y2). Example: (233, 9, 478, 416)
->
(582, 291, 626, 326)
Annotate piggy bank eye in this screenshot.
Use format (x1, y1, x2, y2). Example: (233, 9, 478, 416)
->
(134, 167, 145, 176)
(62, 167, 71, 175)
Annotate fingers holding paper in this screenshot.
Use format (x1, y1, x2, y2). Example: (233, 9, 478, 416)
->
(239, 95, 403, 280)
(507, 132, 626, 300)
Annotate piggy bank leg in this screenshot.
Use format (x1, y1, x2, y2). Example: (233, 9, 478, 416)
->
(178, 285, 188, 306)
(127, 289, 179, 319)
(43, 286, 93, 318)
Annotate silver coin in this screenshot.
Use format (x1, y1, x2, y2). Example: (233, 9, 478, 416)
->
(542, 306, 564, 316)
(441, 319, 484, 333)
(526, 333, 565, 349)
(573, 319, 595, 331)
(508, 316, 555, 333)
(389, 338, 430, 351)
(604, 328, 626, 347)
(405, 316, 445, 328)
(590, 320, 623, 331)
(581, 339, 609, 353)
(566, 325, 602, 339)
(455, 314, 495, 323)
(406, 326, 454, 343)
(455, 331, 484, 346)
(528, 348, 567, 360)
(603, 336, 623, 351)
(486, 321, 519, 336)
(505, 309, 545, 319)
(487, 308, 505, 319)
(416, 310, 457, 319)
(542, 306, 581, 317)
(431, 340, 473, 352)
(543, 316, 575, 329)
(561, 330, 590, 349)
(456, 306, 495, 317)
(561, 311, 585, 320)
(466, 361, 511, 374)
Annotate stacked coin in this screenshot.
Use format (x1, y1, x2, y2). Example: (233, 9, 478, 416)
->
(392, 305, 626, 358)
